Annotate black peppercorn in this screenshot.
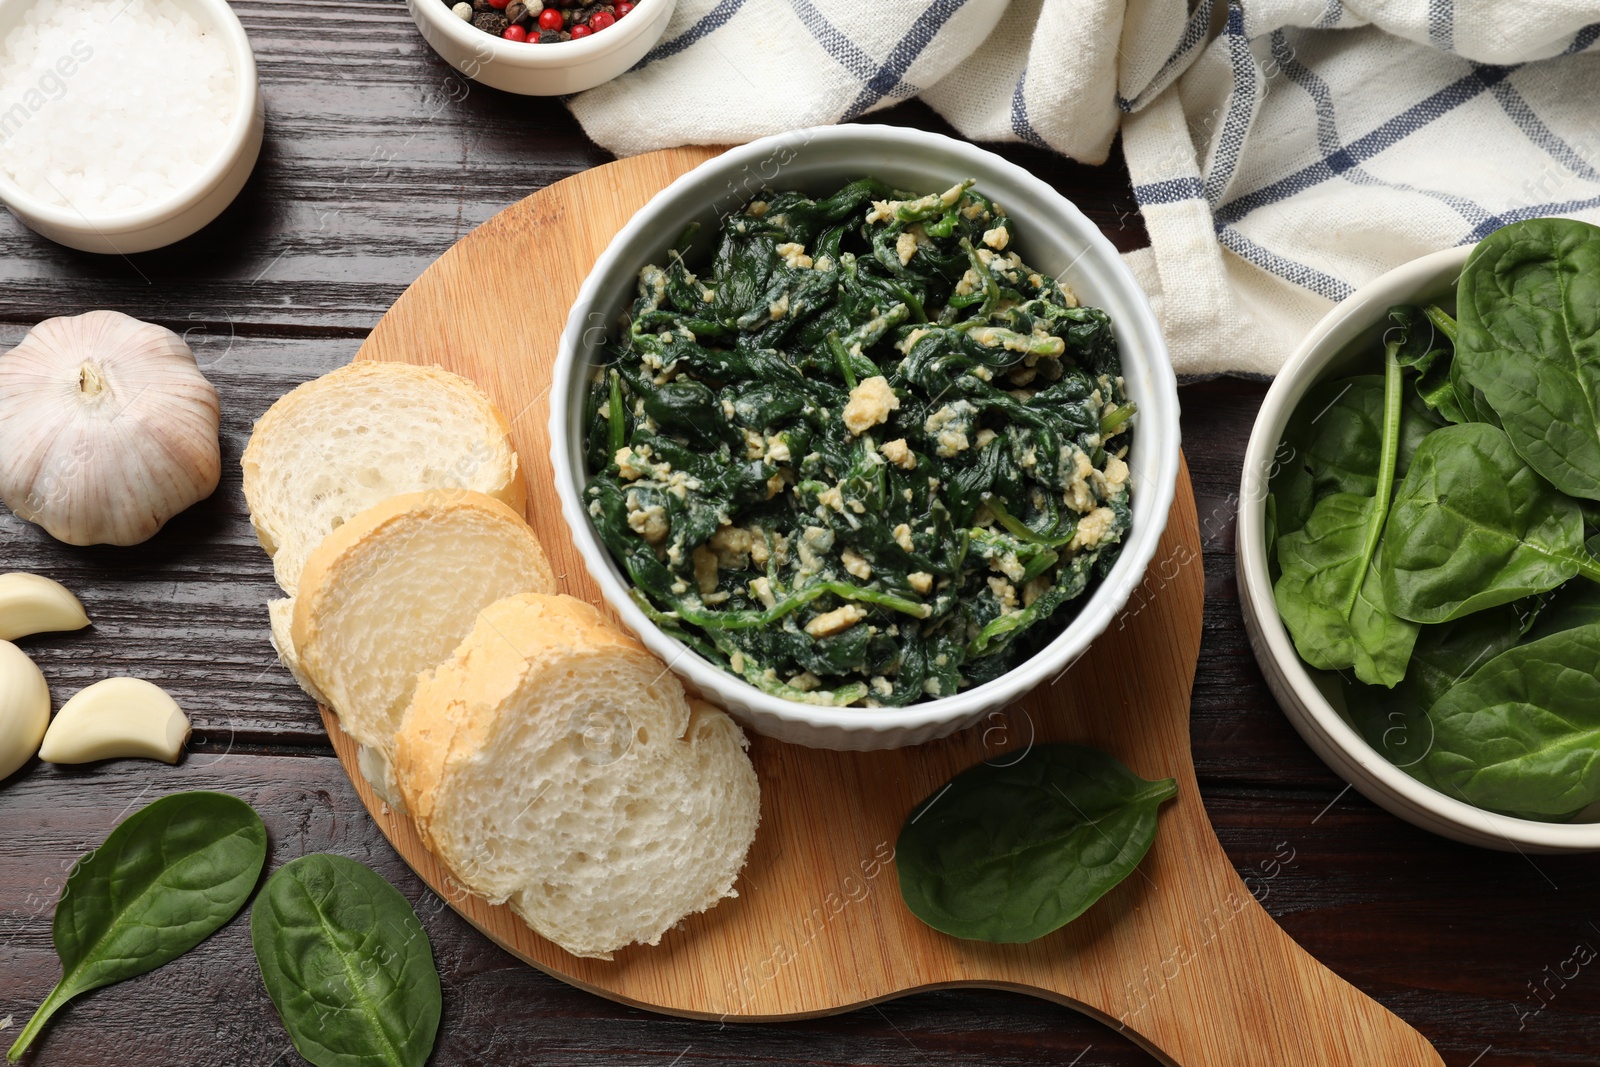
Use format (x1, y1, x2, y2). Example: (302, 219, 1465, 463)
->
(473, 11, 510, 33)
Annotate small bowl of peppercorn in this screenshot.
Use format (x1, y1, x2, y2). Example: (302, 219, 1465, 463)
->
(408, 0, 674, 96)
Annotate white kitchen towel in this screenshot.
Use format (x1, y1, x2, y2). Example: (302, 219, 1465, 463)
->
(569, 1, 1600, 377)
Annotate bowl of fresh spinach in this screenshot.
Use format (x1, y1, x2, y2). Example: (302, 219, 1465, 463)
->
(551, 124, 1181, 751)
(1239, 218, 1600, 852)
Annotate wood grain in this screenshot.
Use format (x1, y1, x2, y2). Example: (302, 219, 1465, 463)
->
(1, 12, 1596, 1061)
(327, 147, 1444, 1066)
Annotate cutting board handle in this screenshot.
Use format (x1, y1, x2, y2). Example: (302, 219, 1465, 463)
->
(1018, 795, 1446, 1067)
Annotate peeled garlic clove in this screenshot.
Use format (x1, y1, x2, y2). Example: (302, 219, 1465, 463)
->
(0, 640, 51, 781)
(38, 677, 191, 765)
(0, 310, 222, 547)
(0, 572, 91, 641)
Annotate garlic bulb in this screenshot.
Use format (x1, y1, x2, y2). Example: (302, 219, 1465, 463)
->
(0, 310, 221, 546)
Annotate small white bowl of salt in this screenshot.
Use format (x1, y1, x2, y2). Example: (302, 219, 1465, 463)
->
(0, 0, 262, 254)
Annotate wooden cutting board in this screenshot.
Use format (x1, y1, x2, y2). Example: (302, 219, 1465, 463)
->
(322, 146, 1444, 1066)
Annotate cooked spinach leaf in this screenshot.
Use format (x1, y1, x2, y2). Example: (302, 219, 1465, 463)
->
(7, 792, 267, 1062)
(251, 854, 441, 1067)
(896, 744, 1176, 943)
(583, 180, 1134, 706)
(1456, 217, 1600, 499)
(1380, 422, 1597, 623)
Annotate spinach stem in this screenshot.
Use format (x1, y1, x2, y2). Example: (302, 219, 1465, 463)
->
(661, 578, 931, 632)
(1345, 342, 1404, 616)
(986, 495, 1074, 548)
(1100, 405, 1136, 437)
(1423, 304, 1459, 344)
(607, 370, 626, 458)
(826, 331, 858, 389)
(8, 978, 71, 1061)
(1574, 554, 1600, 586)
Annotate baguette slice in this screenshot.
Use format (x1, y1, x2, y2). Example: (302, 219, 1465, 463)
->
(242, 361, 525, 597)
(395, 593, 760, 960)
(292, 490, 557, 801)
(267, 597, 328, 706)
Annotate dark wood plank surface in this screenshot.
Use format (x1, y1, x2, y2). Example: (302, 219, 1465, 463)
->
(2, 6, 1597, 1065)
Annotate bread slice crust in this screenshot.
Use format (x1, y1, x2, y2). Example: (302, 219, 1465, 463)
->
(242, 360, 526, 597)
(396, 593, 760, 959)
(292, 489, 557, 766)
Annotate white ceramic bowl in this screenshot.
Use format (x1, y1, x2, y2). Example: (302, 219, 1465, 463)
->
(408, 0, 674, 96)
(552, 124, 1181, 750)
(1238, 244, 1600, 853)
(0, 0, 263, 255)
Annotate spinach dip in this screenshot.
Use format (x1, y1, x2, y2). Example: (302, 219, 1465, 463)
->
(582, 178, 1134, 707)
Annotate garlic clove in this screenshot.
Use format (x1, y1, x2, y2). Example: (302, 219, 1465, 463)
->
(38, 677, 190, 765)
(0, 310, 222, 547)
(0, 640, 51, 781)
(0, 572, 91, 641)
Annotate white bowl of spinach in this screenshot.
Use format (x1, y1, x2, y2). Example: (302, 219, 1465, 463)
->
(1240, 218, 1600, 852)
(550, 125, 1180, 751)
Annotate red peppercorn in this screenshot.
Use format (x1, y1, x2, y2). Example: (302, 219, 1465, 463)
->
(486, 0, 508, 9)
(537, 6, 563, 29)
(569, 21, 592, 37)
(615, 1, 634, 14)
(590, 10, 615, 29)
(502, 22, 527, 39)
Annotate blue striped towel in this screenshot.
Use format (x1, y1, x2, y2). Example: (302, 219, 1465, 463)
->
(570, 0, 1600, 376)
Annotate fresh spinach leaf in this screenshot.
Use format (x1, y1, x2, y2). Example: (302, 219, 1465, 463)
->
(1386, 304, 1445, 370)
(896, 744, 1176, 943)
(1272, 345, 1417, 686)
(1423, 622, 1600, 816)
(1274, 375, 1387, 514)
(1346, 688, 1442, 790)
(6, 792, 268, 1062)
(1412, 304, 1471, 426)
(1527, 578, 1600, 640)
(1344, 600, 1534, 786)
(251, 853, 441, 1067)
(1269, 369, 1439, 549)
(1380, 422, 1598, 623)
(1456, 217, 1600, 499)
(1418, 304, 1501, 428)
(1275, 500, 1419, 685)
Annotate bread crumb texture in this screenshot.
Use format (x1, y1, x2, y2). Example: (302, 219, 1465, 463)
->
(291, 489, 556, 782)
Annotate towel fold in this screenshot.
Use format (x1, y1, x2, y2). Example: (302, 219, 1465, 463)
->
(571, 0, 1600, 376)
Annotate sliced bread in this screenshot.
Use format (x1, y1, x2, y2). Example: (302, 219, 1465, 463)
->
(242, 361, 525, 597)
(394, 592, 760, 960)
(292, 490, 557, 800)
(267, 597, 328, 706)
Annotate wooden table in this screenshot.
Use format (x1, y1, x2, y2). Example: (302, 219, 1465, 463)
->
(2, 6, 1596, 1064)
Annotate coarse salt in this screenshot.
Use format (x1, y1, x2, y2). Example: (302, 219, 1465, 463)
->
(0, 0, 238, 215)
